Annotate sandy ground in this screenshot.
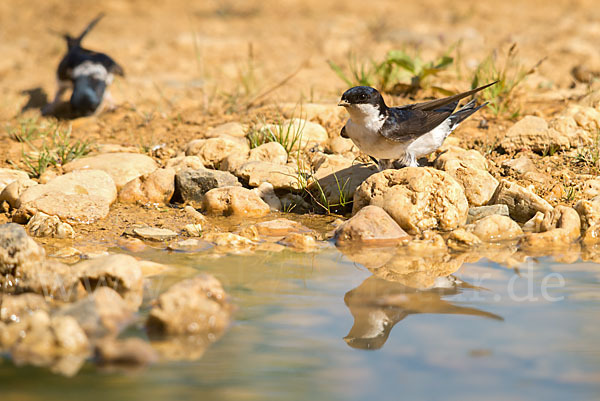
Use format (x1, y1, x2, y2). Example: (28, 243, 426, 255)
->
(1, 0, 600, 243)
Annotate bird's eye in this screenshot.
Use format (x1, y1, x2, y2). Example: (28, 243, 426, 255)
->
(360, 94, 367, 100)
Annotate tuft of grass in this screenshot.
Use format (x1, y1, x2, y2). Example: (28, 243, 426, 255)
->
(327, 46, 455, 95)
(6, 117, 50, 143)
(542, 143, 560, 157)
(247, 107, 306, 154)
(19, 124, 93, 178)
(574, 130, 600, 171)
(562, 184, 578, 202)
(471, 43, 544, 118)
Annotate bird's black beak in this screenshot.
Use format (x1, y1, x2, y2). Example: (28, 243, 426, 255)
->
(338, 99, 350, 107)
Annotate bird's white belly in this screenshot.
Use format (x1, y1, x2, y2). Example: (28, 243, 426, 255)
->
(405, 119, 451, 158)
(345, 119, 407, 159)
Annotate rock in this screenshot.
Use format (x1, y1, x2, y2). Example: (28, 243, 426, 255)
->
(260, 119, 329, 151)
(581, 179, 600, 199)
(489, 180, 553, 223)
(133, 227, 178, 241)
(441, 160, 498, 206)
(182, 224, 203, 237)
(575, 198, 600, 232)
(147, 275, 232, 335)
(63, 153, 158, 190)
(165, 155, 205, 172)
(549, 115, 591, 149)
(95, 337, 158, 366)
(334, 205, 410, 246)
(522, 211, 545, 233)
(279, 232, 318, 251)
(235, 161, 299, 190)
(56, 287, 133, 338)
(353, 167, 468, 234)
(204, 122, 246, 139)
(118, 168, 175, 204)
(26, 211, 75, 238)
(202, 232, 255, 249)
(502, 156, 538, 176)
(9, 311, 89, 376)
(446, 228, 482, 250)
(467, 204, 510, 224)
(0, 169, 29, 193)
(167, 238, 213, 252)
(202, 186, 270, 217)
(310, 154, 378, 207)
(0, 293, 49, 323)
(251, 218, 312, 238)
(329, 135, 357, 155)
(16, 260, 81, 300)
(566, 105, 600, 132)
(184, 205, 208, 223)
(248, 142, 288, 165)
(471, 215, 523, 242)
(0, 178, 37, 209)
(185, 138, 249, 169)
(500, 115, 569, 153)
(520, 206, 581, 250)
(434, 146, 488, 171)
(175, 168, 241, 203)
(16, 170, 116, 224)
(252, 182, 282, 211)
(77, 254, 143, 309)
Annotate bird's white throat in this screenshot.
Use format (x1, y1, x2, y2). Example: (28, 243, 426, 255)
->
(346, 103, 385, 132)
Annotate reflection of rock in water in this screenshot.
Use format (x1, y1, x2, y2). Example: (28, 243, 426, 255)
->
(343, 275, 503, 350)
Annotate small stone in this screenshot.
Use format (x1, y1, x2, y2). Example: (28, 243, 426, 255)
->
(522, 211, 545, 233)
(133, 227, 178, 241)
(116, 237, 147, 253)
(146, 275, 232, 335)
(0, 293, 49, 323)
(205, 122, 246, 139)
(202, 186, 270, 217)
(500, 116, 569, 153)
(441, 160, 498, 206)
(202, 232, 255, 248)
(581, 179, 600, 199)
(165, 155, 205, 172)
(446, 228, 482, 250)
(353, 167, 468, 234)
(248, 142, 288, 165)
(63, 153, 158, 190)
(502, 156, 538, 176)
(96, 337, 159, 366)
(0, 178, 37, 209)
(167, 238, 213, 252)
(434, 146, 488, 171)
(334, 205, 410, 246)
(519, 206, 581, 250)
(176, 168, 241, 203)
(138, 260, 171, 277)
(118, 168, 175, 205)
(471, 215, 523, 242)
(0, 168, 29, 193)
(489, 180, 553, 223)
(182, 224, 203, 237)
(25, 211, 75, 238)
(279, 232, 317, 251)
(467, 204, 510, 224)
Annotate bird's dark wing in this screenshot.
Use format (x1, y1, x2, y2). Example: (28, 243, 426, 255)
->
(378, 106, 456, 142)
(379, 81, 497, 142)
(58, 48, 124, 81)
(399, 81, 497, 112)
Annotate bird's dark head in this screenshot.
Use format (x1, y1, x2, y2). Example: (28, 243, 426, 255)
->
(339, 86, 386, 108)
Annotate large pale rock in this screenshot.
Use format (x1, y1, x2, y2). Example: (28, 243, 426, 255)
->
(204, 122, 246, 139)
(235, 161, 300, 190)
(334, 205, 410, 246)
(441, 160, 498, 206)
(185, 138, 249, 169)
(16, 170, 116, 224)
(353, 167, 468, 234)
(202, 186, 270, 217)
(549, 115, 592, 148)
(489, 180, 553, 223)
(471, 215, 523, 242)
(500, 116, 569, 152)
(147, 275, 232, 335)
(520, 206, 581, 249)
(434, 146, 488, 171)
(63, 153, 158, 190)
(118, 168, 175, 204)
(165, 155, 205, 172)
(248, 142, 288, 165)
(176, 168, 241, 203)
(76, 254, 143, 309)
(0, 169, 29, 193)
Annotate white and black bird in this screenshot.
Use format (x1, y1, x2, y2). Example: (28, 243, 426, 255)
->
(43, 13, 124, 117)
(338, 82, 496, 169)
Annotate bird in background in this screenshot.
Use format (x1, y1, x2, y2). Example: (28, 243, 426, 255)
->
(42, 13, 124, 117)
(338, 81, 497, 170)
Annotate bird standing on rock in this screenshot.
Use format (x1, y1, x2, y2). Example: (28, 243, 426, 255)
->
(338, 82, 497, 169)
(43, 13, 124, 117)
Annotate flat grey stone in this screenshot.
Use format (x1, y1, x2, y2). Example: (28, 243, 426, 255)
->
(175, 168, 240, 203)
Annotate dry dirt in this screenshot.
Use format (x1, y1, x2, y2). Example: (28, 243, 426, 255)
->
(1, 0, 600, 246)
